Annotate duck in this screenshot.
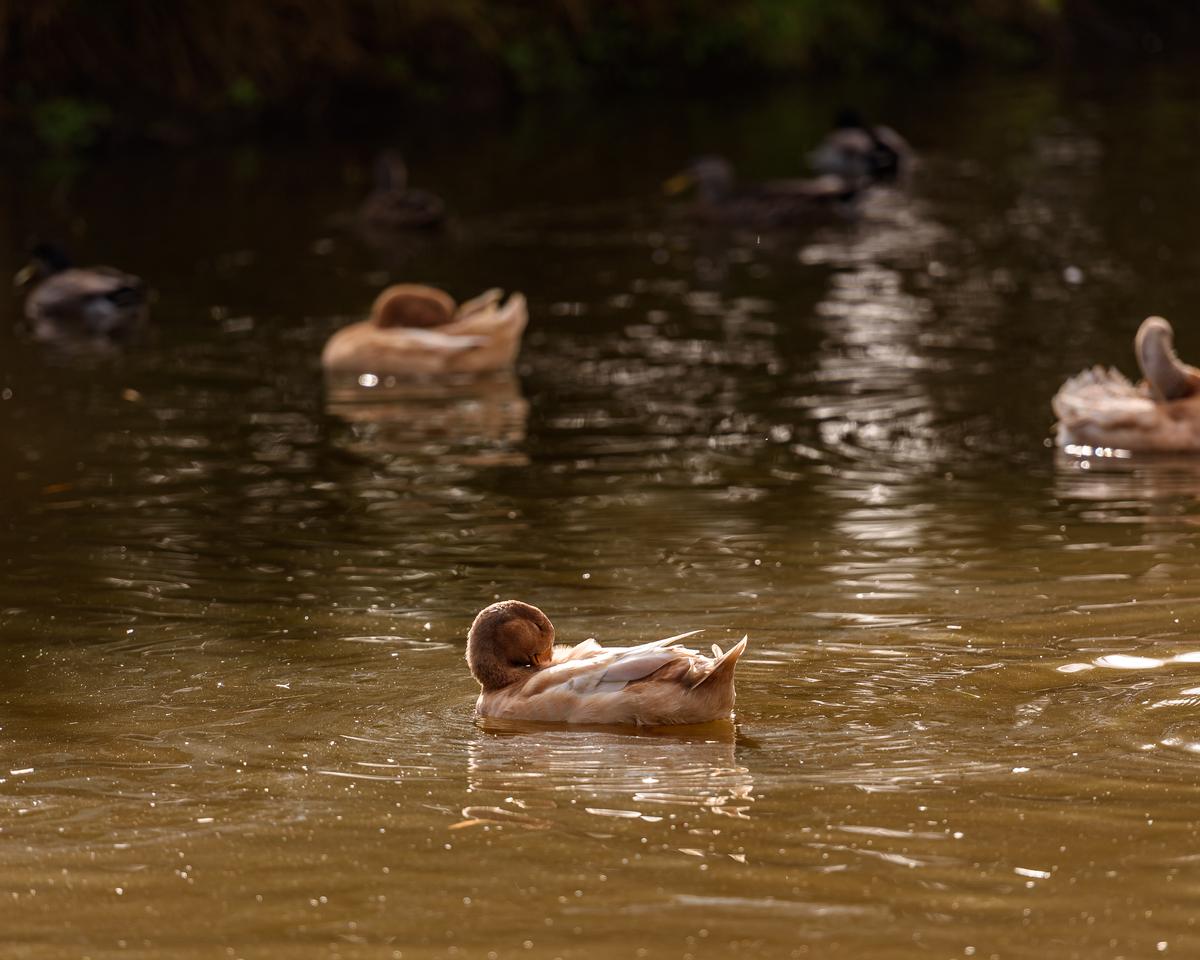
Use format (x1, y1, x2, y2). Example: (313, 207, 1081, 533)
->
(359, 151, 445, 230)
(1053, 316, 1200, 452)
(14, 243, 148, 342)
(808, 109, 914, 184)
(322, 284, 528, 376)
(664, 154, 859, 227)
(466, 600, 748, 726)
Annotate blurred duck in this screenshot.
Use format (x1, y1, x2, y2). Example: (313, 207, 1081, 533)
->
(322, 283, 527, 376)
(359, 151, 445, 229)
(1053, 316, 1200, 452)
(466, 600, 748, 726)
(14, 243, 148, 342)
(664, 154, 858, 226)
(809, 109, 914, 184)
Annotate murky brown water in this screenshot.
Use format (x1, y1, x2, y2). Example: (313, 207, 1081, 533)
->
(5, 69, 1200, 959)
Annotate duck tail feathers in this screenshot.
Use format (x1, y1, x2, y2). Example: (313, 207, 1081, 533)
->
(657, 628, 704, 647)
(692, 635, 748, 689)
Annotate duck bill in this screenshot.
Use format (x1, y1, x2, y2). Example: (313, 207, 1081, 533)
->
(663, 171, 695, 196)
(13, 264, 35, 288)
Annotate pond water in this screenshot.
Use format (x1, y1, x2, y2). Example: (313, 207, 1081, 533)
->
(4, 68, 1200, 959)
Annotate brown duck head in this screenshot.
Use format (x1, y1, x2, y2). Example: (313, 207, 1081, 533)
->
(369, 284, 457, 330)
(466, 600, 556, 691)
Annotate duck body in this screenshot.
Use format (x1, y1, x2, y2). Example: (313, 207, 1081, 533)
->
(16, 244, 147, 342)
(666, 155, 858, 227)
(1053, 316, 1200, 452)
(809, 110, 914, 184)
(467, 600, 747, 726)
(360, 152, 445, 230)
(322, 284, 528, 376)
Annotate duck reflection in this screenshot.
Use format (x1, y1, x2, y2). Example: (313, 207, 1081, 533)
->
(461, 720, 755, 832)
(1051, 450, 1200, 564)
(1054, 447, 1200, 503)
(326, 372, 529, 464)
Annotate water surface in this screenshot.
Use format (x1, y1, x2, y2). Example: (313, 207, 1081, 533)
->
(4, 69, 1200, 959)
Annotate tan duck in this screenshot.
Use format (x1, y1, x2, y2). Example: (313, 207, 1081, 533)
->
(466, 600, 748, 726)
(15, 243, 148, 342)
(1053, 316, 1200, 452)
(359, 152, 445, 230)
(322, 284, 528, 376)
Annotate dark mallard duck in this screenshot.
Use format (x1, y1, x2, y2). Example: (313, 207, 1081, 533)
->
(359, 151, 446, 230)
(14, 243, 148, 342)
(808, 109, 914, 184)
(664, 155, 859, 227)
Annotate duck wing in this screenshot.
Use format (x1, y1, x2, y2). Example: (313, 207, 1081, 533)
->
(28, 268, 147, 338)
(714, 181, 856, 227)
(398, 328, 487, 351)
(87, 266, 146, 304)
(809, 128, 876, 178)
(444, 292, 528, 338)
(562, 630, 705, 695)
(555, 638, 603, 661)
(524, 630, 703, 697)
(761, 175, 856, 200)
(362, 188, 445, 229)
(31, 268, 142, 311)
(455, 288, 504, 319)
(1053, 366, 1157, 429)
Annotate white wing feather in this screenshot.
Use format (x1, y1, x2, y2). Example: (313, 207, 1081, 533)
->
(565, 630, 704, 694)
(401, 328, 487, 351)
(558, 638, 603, 661)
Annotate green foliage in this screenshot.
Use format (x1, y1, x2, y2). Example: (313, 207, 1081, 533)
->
(382, 55, 412, 83)
(503, 28, 586, 96)
(30, 98, 111, 150)
(227, 77, 263, 110)
(0, 0, 1191, 142)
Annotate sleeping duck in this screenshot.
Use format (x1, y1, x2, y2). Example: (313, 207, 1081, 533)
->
(808, 109, 914, 184)
(14, 243, 148, 342)
(1053, 316, 1200, 452)
(664, 154, 858, 227)
(322, 284, 528, 376)
(359, 151, 445, 230)
(466, 600, 748, 726)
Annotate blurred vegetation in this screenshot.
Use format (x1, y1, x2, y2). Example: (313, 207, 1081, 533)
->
(0, 0, 1195, 148)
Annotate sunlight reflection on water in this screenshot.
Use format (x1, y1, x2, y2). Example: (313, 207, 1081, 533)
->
(5, 75, 1200, 958)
